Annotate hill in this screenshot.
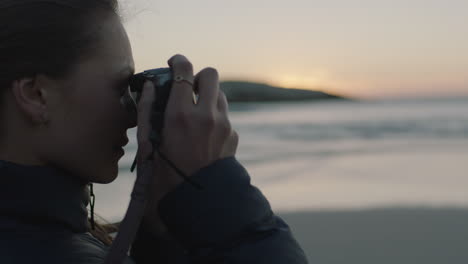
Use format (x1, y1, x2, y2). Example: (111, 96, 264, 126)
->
(219, 81, 344, 102)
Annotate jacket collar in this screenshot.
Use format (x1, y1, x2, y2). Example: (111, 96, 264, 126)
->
(0, 160, 90, 233)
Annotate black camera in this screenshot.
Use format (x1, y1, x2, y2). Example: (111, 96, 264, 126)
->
(128, 68, 173, 151)
(127, 68, 203, 188)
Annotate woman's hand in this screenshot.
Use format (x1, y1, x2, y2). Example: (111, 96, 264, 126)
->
(136, 54, 239, 236)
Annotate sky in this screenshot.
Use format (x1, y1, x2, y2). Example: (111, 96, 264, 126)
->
(121, 0, 468, 99)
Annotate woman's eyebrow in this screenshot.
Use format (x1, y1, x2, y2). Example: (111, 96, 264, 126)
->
(118, 66, 135, 78)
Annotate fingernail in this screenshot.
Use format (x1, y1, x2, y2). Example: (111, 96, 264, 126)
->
(143, 80, 152, 88)
(168, 54, 185, 66)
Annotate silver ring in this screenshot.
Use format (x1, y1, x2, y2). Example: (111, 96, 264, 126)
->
(174, 75, 194, 86)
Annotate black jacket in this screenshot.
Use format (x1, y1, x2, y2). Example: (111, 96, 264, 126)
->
(0, 157, 308, 263)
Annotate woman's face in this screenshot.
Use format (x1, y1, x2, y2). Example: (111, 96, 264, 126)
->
(40, 14, 136, 183)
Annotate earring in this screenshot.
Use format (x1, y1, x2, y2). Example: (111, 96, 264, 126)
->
(88, 183, 96, 230)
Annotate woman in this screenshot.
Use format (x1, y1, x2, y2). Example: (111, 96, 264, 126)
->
(0, 0, 308, 263)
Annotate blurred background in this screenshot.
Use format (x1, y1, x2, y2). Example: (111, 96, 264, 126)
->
(94, 0, 468, 263)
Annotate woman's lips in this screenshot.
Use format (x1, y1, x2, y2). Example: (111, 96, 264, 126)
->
(114, 147, 124, 157)
(117, 139, 129, 148)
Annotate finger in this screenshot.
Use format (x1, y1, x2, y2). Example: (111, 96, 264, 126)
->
(217, 90, 229, 113)
(167, 54, 195, 109)
(136, 80, 155, 162)
(222, 129, 239, 158)
(195, 67, 219, 112)
(232, 129, 239, 149)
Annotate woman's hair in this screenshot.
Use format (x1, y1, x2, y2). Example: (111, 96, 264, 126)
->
(0, 0, 121, 246)
(0, 0, 119, 99)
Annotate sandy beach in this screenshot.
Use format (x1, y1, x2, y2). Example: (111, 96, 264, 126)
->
(94, 99, 468, 264)
(278, 207, 468, 264)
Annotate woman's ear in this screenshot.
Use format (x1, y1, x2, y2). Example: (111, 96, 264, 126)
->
(10, 75, 52, 125)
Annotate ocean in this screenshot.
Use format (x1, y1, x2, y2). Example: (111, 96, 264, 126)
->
(93, 97, 468, 263)
(94, 97, 468, 221)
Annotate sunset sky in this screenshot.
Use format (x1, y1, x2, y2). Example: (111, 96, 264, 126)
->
(122, 0, 467, 99)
